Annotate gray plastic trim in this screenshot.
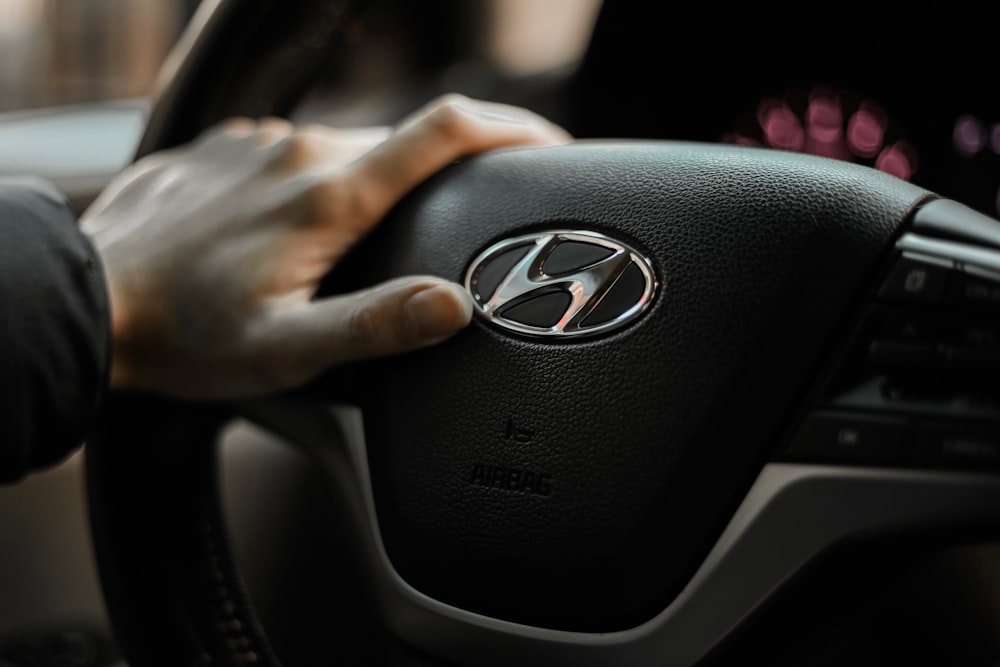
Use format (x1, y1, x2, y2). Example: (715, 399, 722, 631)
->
(292, 405, 1000, 667)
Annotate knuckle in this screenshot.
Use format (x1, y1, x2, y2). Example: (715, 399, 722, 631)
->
(425, 92, 468, 111)
(347, 300, 383, 349)
(422, 95, 478, 143)
(196, 117, 254, 145)
(298, 122, 335, 139)
(276, 122, 353, 170)
(279, 123, 371, 168)
(218, 116, 255, 134)
(256, 116, 294, 139)
(250, 331, 310, 391)
(257, 356, 306, 392)
(301, 175, 359, 223)
(279, 130, 323, 167)
(430, 92, 471, 109)
(346, 295, 409, 354)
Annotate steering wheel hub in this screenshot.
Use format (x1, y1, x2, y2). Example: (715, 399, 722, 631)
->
(320, 140, 926, 631)
(465, 229, 658, 338)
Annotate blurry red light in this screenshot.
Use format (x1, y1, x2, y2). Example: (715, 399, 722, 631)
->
(875, 142, 915, 180)
(725, 85, 916, 182)
(953, 114, 987, 156)
(759, 101, 804, 151)
(847, 106, 887, 158)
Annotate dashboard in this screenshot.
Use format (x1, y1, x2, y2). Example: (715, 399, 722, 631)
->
(568, 3, 999, 218)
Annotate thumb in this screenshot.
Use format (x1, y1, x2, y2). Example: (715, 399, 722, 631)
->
(253, 276, 474, 387)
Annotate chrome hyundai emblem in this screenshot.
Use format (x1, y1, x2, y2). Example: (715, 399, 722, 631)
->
(464, 230, 657, 338)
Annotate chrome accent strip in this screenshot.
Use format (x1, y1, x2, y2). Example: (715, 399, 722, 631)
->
(897, 232, 1000, 282)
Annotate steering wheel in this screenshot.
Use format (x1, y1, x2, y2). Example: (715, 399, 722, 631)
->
(85, 1, 1000, 666)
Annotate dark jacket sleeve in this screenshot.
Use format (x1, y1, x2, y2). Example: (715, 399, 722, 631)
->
(0, 176, 111, 483)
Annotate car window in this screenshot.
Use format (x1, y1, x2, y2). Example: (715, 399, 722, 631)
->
(0, 0, 602, 116)
(0, 0, 603, 212)
(0, 0, 198, 114)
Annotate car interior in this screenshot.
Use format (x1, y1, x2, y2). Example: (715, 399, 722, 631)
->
(2, 1, 1000, 666)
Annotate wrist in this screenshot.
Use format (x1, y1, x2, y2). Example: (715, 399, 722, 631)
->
(98, 260, 140, 391)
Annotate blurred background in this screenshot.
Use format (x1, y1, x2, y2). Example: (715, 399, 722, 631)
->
(0, 0, 602, 114)
(4, 0, 998, 220)
(0, 0, 603, 213)
(0, 0, 199, 112)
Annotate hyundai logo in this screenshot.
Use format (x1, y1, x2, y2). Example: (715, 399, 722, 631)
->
(464, 230, 657, 338)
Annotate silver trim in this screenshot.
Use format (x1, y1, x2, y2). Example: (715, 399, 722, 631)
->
(897, 232, 1000, 282)
(239, 404, 1000, 667)
(464, 230, 657, 337)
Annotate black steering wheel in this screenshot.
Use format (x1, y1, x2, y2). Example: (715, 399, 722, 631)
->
(85, 1, 1000, 666)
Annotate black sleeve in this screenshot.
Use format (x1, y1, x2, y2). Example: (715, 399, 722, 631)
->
(0, 177, 111, 484)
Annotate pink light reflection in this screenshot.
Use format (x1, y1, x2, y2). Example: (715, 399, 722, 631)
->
(805, 92, 843, 144)
(953, 114, 986, 156)
(875, 142, 916, 180)
(755, 98, 784, 127)
(991, 124, 1000, 154)
(759, 102, 804, 151)
(846, 106, 887, 158)
(728, 86, 917, 182)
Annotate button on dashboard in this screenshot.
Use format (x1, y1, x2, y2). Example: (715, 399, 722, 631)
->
(944, 273, 1000, 308)
(912, 423, 1000, 469)
(781, 201, 1000, 474)
(877, 258, 949, 303)
(786, 412, 908, 464)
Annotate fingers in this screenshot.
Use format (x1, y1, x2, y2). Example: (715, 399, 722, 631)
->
(331, 93, 573, 225)
(293, 124, 393, 165)
(239, 95, 570, 387)
(91, 96, 569, 400)
(249, 276, 474, 389)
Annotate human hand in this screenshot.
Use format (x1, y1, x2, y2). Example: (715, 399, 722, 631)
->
(81, 94, 572, 399)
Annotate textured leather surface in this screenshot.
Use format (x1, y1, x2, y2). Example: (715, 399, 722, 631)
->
(326, 141, 934, 630)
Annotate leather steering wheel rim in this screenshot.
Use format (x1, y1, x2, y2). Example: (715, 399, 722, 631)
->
(85, 2, 1000, 667)
(86, 2, 367, 666)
